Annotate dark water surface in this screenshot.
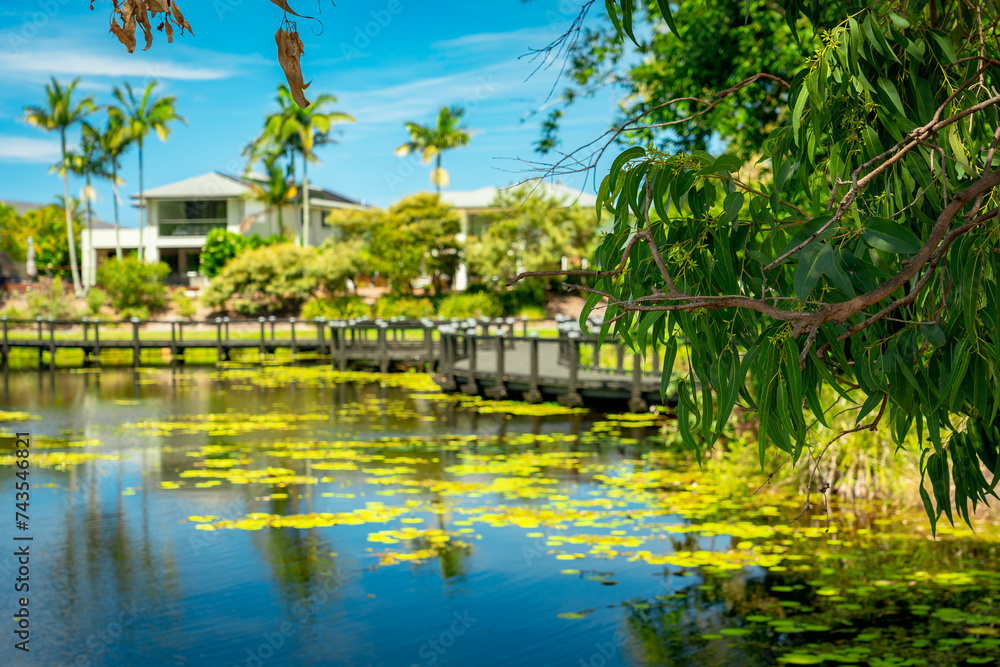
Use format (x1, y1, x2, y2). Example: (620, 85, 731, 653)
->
(1, 367, 999, 667)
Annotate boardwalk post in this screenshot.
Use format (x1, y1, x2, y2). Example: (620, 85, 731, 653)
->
(461, 330, 478, 395)
(131, 317, 141, 368)
(315, 317, 326, 358)
(559, 332, 584, 407)
(290, 317, 297, 360)
(93, 318, 101, 365)
(486, 333, 507, 399)
(377, 322, 389, 373)
(328, 322, 338, 370)
(424, 325, 434, 371)
(222, 317, 231, 361)
(259, 316, 266, 361)
(170, 317, 178, 365)
(269, 315, 276, 341)
(175, 318, 183, 365)
(36, 316, 42, 367)
(48, 317, 56, 367)
(1, 316, 7, 372)
(629, 352, 648, 413)
(79, 316, 89, 367)
(215, 317, 223, 363)
(338, 323, 348, 371)
(437, 328, 456, 389)
(521, 316, 528, 337)
(525, 334, 542, 403)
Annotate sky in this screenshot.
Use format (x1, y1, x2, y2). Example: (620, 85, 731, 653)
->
(0, 0, 625, 228)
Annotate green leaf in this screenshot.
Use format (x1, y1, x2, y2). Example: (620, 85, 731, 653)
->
(877, 77, 906, 115)
(660, 336, 678, 401)
(921, 323, 946, 348)
(928, 30, 957, 64)
(655, 0, 682, 40)
(920, 482, 938, 536)
(820, 248, 855, 297)
(608, 146, 645, 190)
(722, 191, 744, 227)
(863, 217, 923, 254)
(777, 215, 835, 259)
(620, 0, 638, 45)
(791, 88, 809, 143)
(712, 154, 742, 173)
(794, 243, 826, 300)
(888, 12, 910, 29)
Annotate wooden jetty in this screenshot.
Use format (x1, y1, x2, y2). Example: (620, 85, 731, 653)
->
(0, 315, 665, 411)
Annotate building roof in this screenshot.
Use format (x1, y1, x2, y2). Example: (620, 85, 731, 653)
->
(439, 181, 598, 210)
(132, 171, 364, 208)
(0, 199, 114, 229)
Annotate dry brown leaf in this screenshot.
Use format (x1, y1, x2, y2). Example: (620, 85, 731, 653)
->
(170, 2, 194, 35)
(276, 27, 311, 108)
(144, 0, 169, 11)
(109, 1, 138, 53)
(158, 18, 173, 42)
(269, 0, 317, 19)
(276, 28, 311, 108)
(131, 0, 154, 51)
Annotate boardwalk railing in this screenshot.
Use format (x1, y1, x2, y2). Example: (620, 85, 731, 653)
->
(0, 314, 666, 411)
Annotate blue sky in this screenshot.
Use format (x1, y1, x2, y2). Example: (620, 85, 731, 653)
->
(0, 0, 624, 227)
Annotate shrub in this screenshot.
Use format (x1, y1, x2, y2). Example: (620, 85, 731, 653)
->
(118, 306, 150, 320)
(372, 295, 435, 320)
(174, 292, 197, 319)
(201, 243, 359, 316)
(436, 292, 503, 319)
(26, 278, 79, 320)
(96, 256, 169, 314)
(200, 230, 283, 278)
(85, 288, 108, 316)
(301, 296, 370, 320)
(0, 305, 28, 320)
(200, 229, 249, 278)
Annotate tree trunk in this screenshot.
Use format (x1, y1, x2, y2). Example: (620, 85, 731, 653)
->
(61, 128, 82, 295)
(138, 138, 145, 260)
(112, 159, 122, 260)
(302, 156, 310, 248)
(85, 172, 94, 289)
(435, 153, 442, 193)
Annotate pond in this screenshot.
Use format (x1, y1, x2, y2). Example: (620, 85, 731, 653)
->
(1, 366, 999, 667)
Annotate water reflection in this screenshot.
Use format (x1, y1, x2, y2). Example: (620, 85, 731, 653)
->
(2, 368, 1000, 666)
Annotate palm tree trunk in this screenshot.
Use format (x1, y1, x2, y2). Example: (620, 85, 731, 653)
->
(138, 138, 145, 260)
(85, 172, 94, 288)
(61, 128, 82, 295)
(302, 156, 310, 248)
(277, 206, 283, 238)
(112, 159, 122, 260)
(435, 153, 442, 193)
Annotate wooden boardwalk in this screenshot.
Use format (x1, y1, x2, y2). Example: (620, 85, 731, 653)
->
(1, 317, 663, 411)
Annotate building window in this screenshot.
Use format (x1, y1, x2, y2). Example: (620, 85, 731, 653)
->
(159, 200, 228, 237)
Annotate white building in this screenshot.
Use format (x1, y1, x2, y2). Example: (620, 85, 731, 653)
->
(81, 172, 366, 287)
(439, 181, 598, 290)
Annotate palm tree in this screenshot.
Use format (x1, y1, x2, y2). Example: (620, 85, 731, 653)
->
(396, 106, 471, 192)
(24, 77, 95, 295)
(92, 108, 134, 260)
(65, 122, 115, 286)
(245, 156, 297, 238)
(112, 81, 185, 259)
(247, 85, 353, 248)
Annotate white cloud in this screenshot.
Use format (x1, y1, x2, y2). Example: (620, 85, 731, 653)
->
(0, 51, 233, 81)
(431, 26, 567, 52)
(0, 136, 61, 162)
